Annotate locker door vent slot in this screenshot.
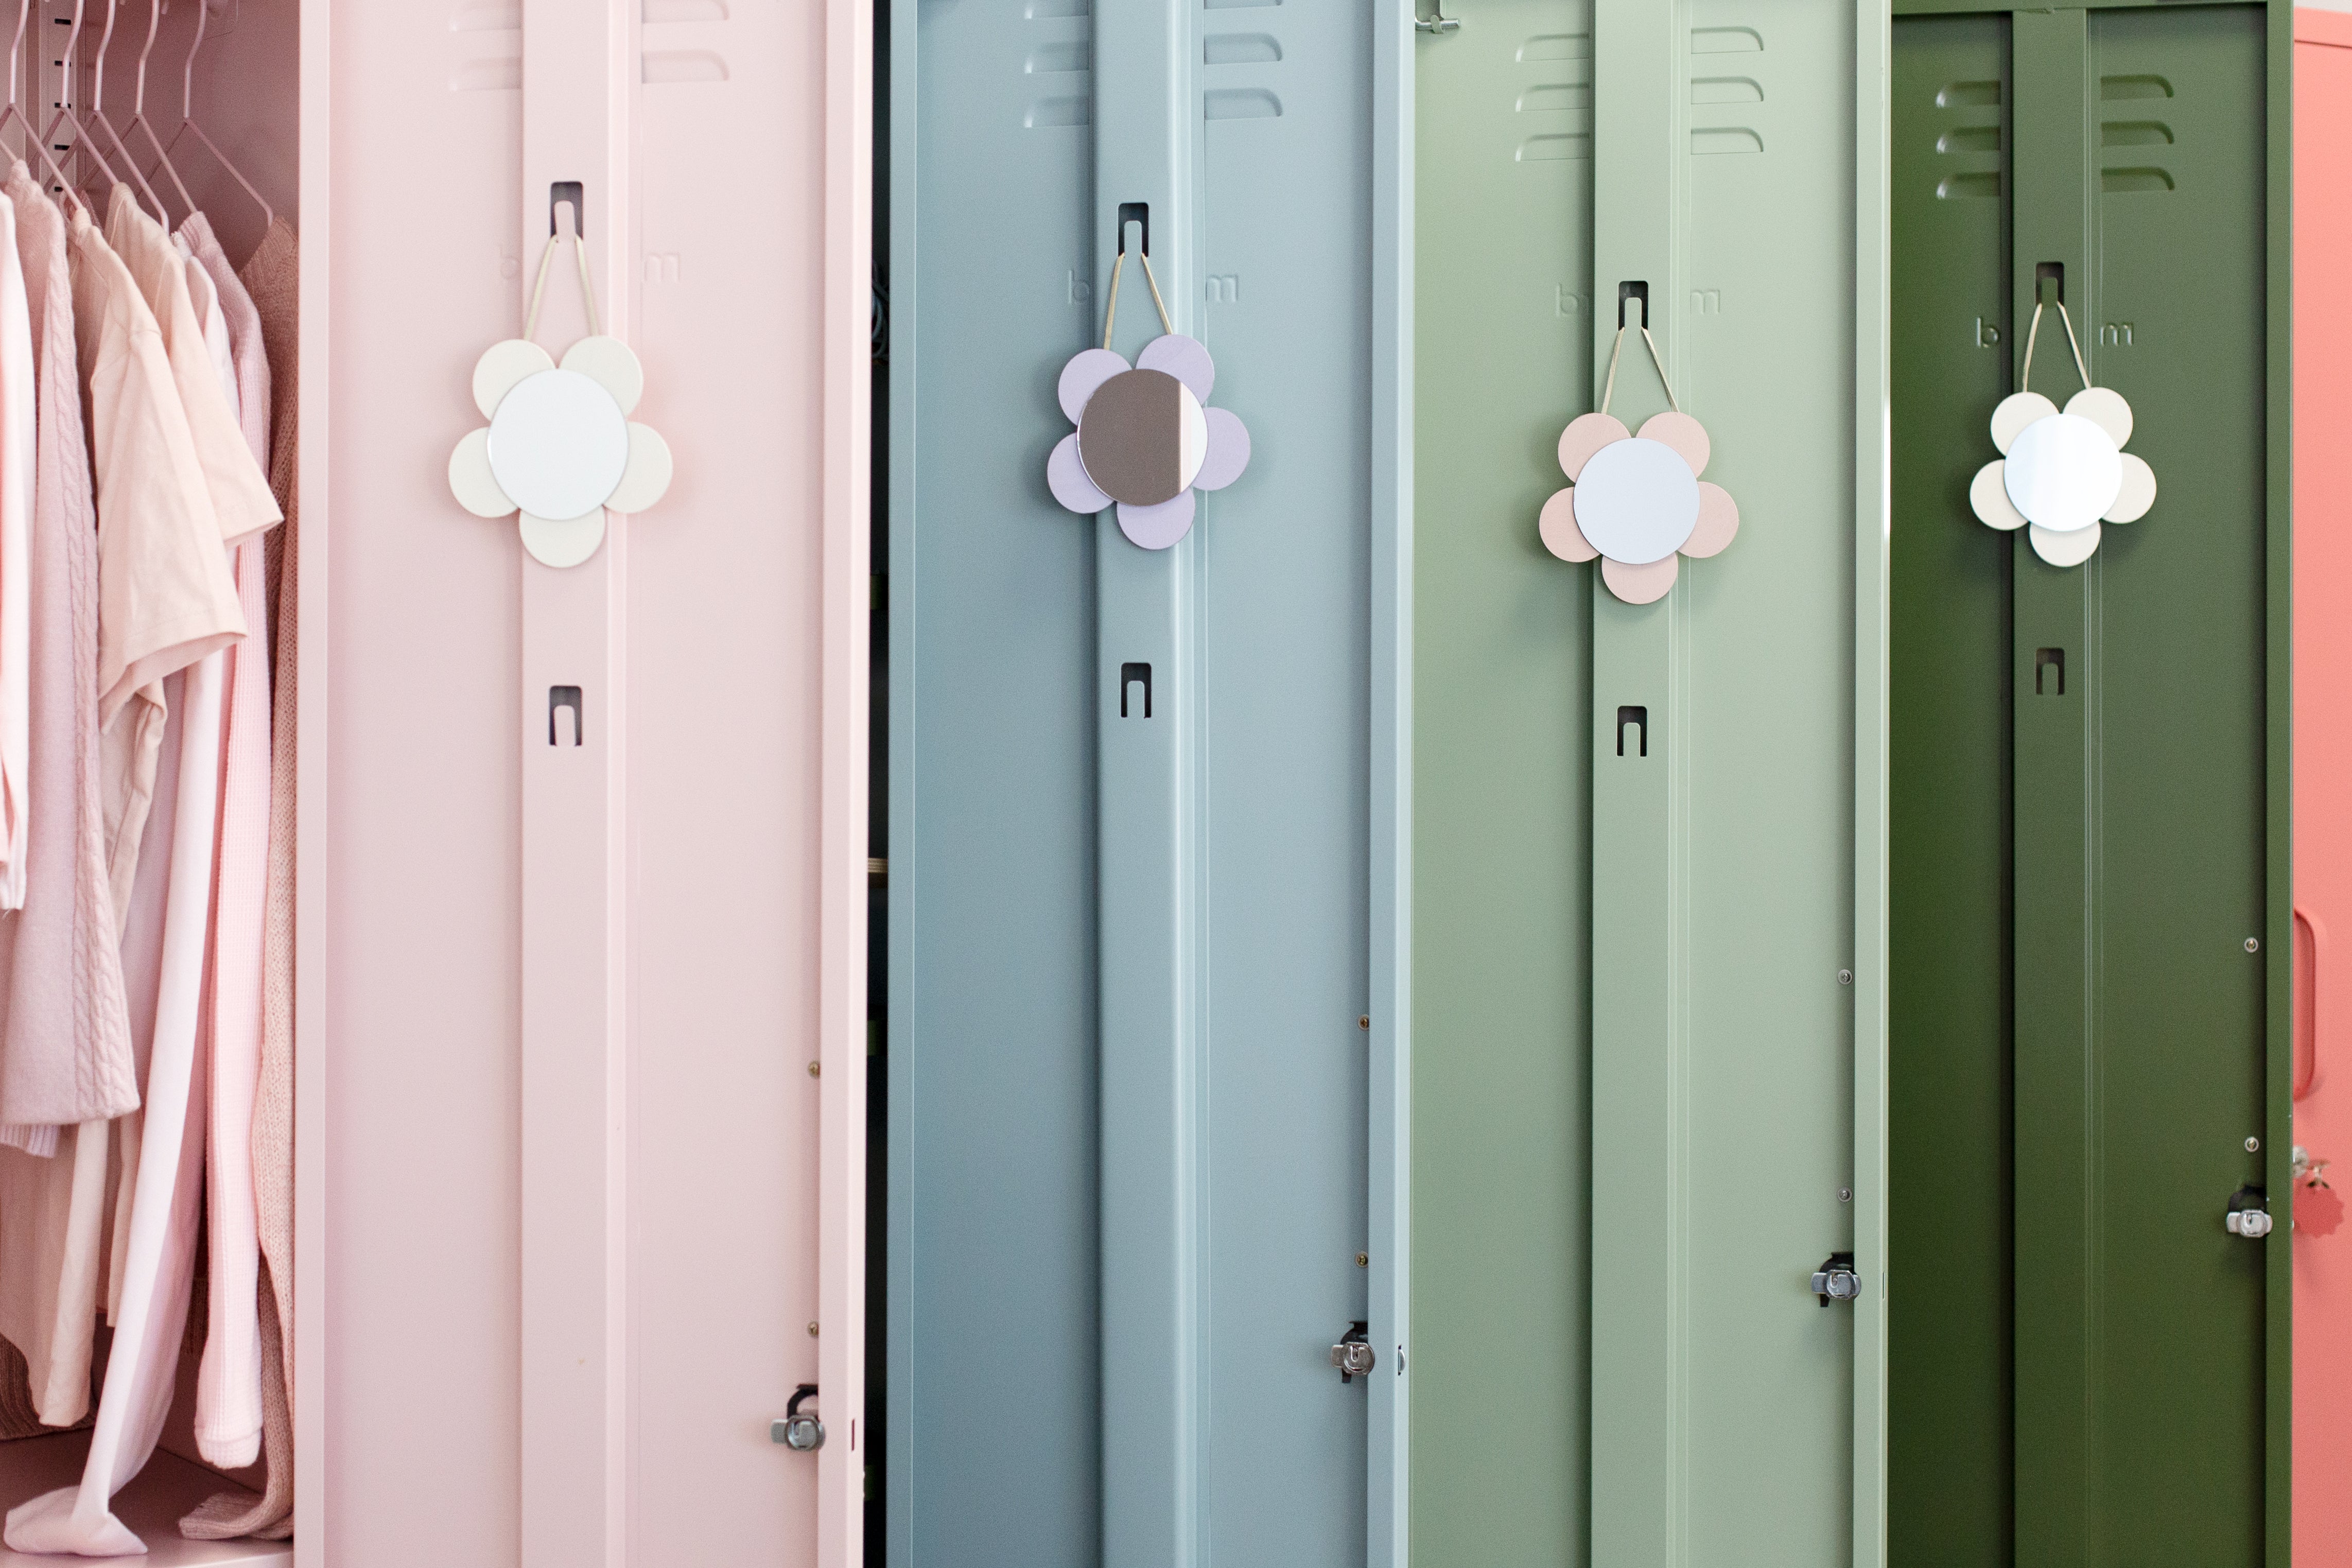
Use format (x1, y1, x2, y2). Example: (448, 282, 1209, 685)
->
(549, 180, 585, 237)
(1616, 705, 1647, 758)
(549, 685, 584, 745)
(2034, 648, 2065, 698)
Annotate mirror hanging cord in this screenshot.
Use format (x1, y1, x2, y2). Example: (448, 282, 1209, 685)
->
(522, 206, 602, 343)
(1100, 245, 1175, 351)
(2018, 297, 2093, 397)
(1597, 304, 1681, 417)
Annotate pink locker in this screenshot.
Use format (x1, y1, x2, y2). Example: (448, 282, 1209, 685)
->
(2298, 10, 2352, 1564)
(0, 1, 869, 1564)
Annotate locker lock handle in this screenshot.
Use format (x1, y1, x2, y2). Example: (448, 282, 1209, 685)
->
(2224, 1186, 2273, 1240)
(771, 1384, 825, 1451)
(1330, 1321, 1374, 1383)
(1810, 1252, 1859, 1307)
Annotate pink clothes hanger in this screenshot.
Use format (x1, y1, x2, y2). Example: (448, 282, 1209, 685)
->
(79, 0, 172, 222)
(38, 1, 128, 208)
(121, 0, 193, 221)
(156, 0, 268, 228)
(0, 0, 91, 220)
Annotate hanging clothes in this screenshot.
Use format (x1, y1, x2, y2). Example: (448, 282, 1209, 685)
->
(99, 186, 274, 547)
(182, 215, 299, 1545)
(6, 648, 224, 1557)
(0, 167, 139, 1428)
(70, 199, 241, 925)
(179, 214, 268, 1473)
(0, 170, 136, 1141)
(0, 176, 28, 920)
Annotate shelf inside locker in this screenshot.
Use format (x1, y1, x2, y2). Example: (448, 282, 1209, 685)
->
(0, 1432, 288, 1566)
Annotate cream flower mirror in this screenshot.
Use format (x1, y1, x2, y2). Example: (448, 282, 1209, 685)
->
(1967, 296, 2154, 567)
(449, 220, 673, 568)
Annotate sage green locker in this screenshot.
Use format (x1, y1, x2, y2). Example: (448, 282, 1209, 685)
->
(1412, 2, 1889, 1561)
(1889, 6, 2290, 1566)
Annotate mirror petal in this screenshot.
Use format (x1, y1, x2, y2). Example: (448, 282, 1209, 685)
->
(448, 428, 515, 518)
(2065, 386, 2133, 448)
(2104, 452, 2156, 523)
(1048, 433, 1112, 514)
(1117, 490, 1195, 550)
(1138, 334, 1215, 402)
(472, 339, 554, 420)
(606, 424, 674, 514)
(1540, 487, 1597, 562)
(1681, 482, 1739, 559)
(2029, 521, 2102, 567)
(1192, 408, 1250, 492)
(562, 335, 647, 415)
(518, 510, 607, 569)
(1558, 412, 1630, 481)
(1601, 553, 1678, 605)
(1636, 411, 1711, 478)
(1058, 349, 1130, 424)
(1970, 460, 2027, 531)
(1989, 391, 2059, 456)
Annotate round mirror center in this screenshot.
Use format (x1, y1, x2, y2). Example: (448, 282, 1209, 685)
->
(1078, 369, 1207, 507)
(2002, 412, 2121, 534)
(1571, 437, 1700, 565)
(488, 368, 631, 522)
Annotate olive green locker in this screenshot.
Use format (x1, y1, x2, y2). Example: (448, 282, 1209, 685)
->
(1410, 3, 1890, 1562)
(1888, 6, 2290, 1566)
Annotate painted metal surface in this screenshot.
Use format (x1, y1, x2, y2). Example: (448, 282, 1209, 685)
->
(2294, 11, 2352, 1563)
(325, 2, 867, 1563)
(1888, 7, 2288, 1565)
(887, 0, 1403, 1560)
(1411, 2, 1887, 1561)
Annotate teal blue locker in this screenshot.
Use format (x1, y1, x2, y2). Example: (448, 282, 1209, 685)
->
(884, 3, 1409, 1563)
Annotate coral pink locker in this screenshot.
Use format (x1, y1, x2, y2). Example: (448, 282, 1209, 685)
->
(2297, 10, 2352, 1565)
(323, 4, 868, 1568)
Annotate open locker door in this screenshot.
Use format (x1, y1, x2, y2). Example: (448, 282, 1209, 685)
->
(885, 0, 1407, 1562)
(2295, 9, 2352, 1564)
(327, 3, 870, 1563)
(1890, 5, 2289, 1564)
(1409, 1, 1889, 1561)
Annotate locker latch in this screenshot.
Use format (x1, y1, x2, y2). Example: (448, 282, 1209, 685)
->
(2224, 1186, 2273, 1239)
(1414, 2, 1461, 34)
(1810, 1252, 1859, 1307)
(771, 1384, 825, 1451)
(1330, 1321, 1374, 1383)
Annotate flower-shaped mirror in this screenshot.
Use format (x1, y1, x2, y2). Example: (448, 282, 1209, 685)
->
(1967, 297, 2154, 567)
(1046, 249, 1250, 549)
(1539, 309, 1737, 604)
(449, 222, 673, 568)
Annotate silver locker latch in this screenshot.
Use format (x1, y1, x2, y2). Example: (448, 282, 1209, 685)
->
(771, 1383, 825, 1451)
(2224, 1186, 2273, 1239)
(1330, 1321, 1374, 1383)
(1810, 1252, 1859, 1307)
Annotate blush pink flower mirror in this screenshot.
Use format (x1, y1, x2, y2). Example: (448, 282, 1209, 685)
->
(1538, 304, 1737, 604)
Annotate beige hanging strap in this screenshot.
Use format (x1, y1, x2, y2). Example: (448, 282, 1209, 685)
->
(1099, 246, 1176, 351)
(2018, 297, 2093, 397)
(522, 205, 603, 343)
(1596, 299, 1682, 419)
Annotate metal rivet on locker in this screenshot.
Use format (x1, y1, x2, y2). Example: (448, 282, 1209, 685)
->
(2247, 1137, 2261, 1153)
(1355, 1251, 1369, 1267)
(2247, 937, 2262, 953)
(1837, 969, 1853, 987)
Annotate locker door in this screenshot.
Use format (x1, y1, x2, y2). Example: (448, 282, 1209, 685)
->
(1411, 1, 1886, 1561)
(886, 1, 1395, 1562)
(2293, 10, 2352, 1564)
(1890, 8, 2288, 1565)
